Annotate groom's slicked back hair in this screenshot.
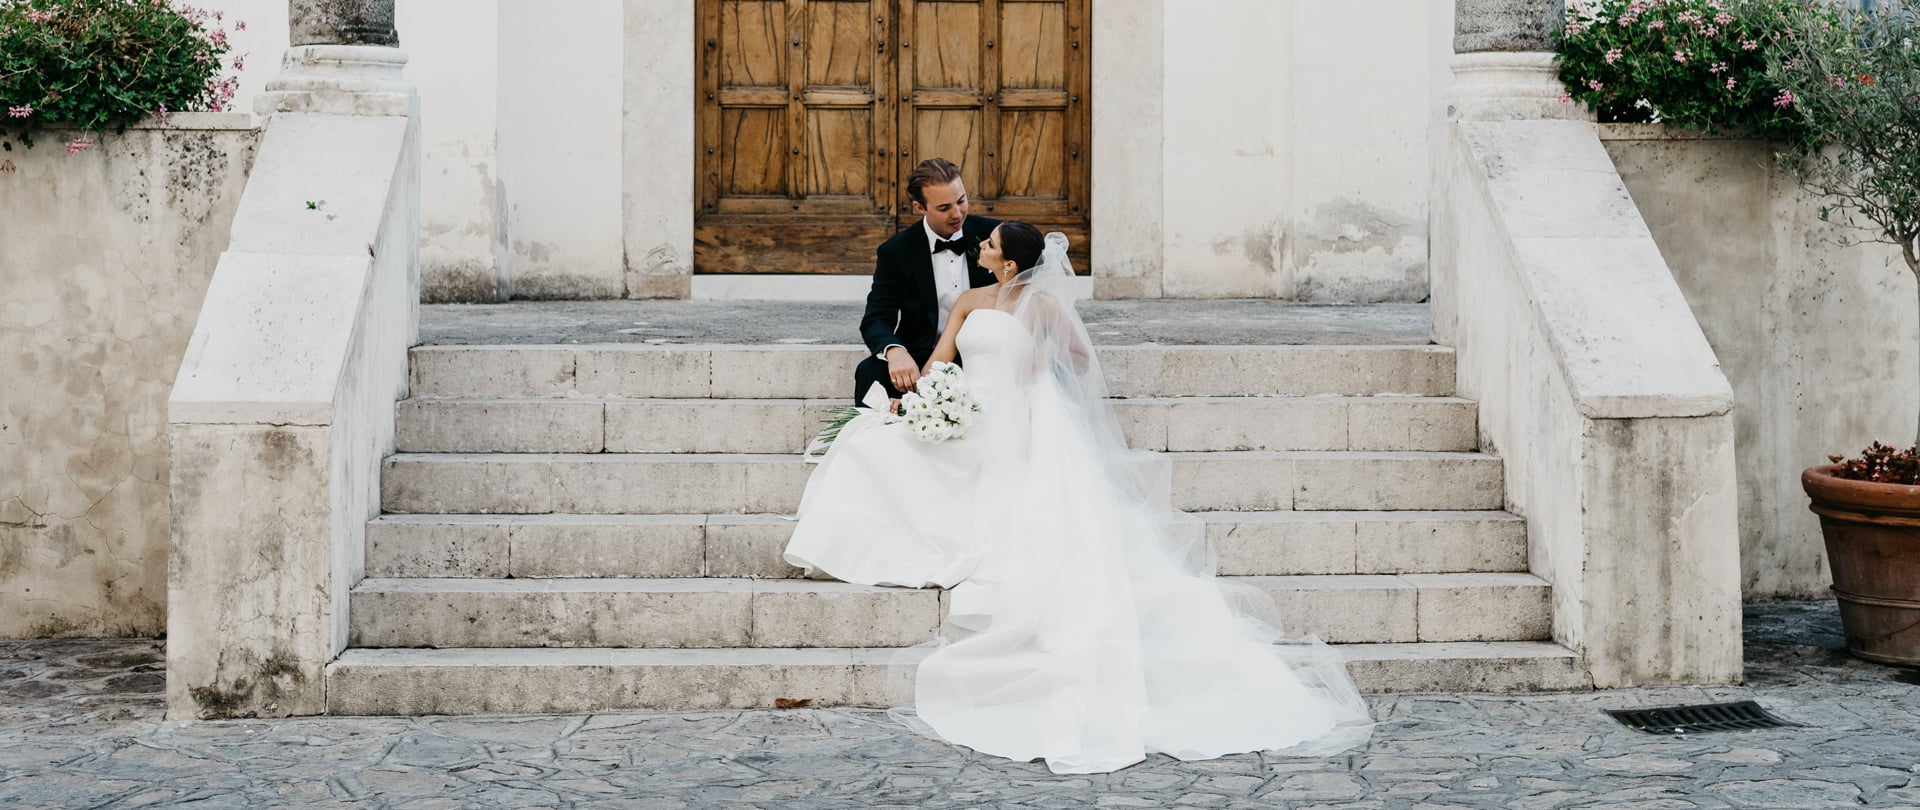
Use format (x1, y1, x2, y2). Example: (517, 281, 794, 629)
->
(907, 158, 964, 205)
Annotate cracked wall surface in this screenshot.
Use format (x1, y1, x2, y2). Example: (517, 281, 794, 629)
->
(1158, 0, 1435, 300)
(1602, 127, 1919, 598)
(0, 115, 259, 638)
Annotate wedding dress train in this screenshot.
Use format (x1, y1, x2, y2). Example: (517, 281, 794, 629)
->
(785, 237, 1372, 774)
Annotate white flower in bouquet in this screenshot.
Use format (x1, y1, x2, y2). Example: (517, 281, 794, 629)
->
(900, 361, 980, 443)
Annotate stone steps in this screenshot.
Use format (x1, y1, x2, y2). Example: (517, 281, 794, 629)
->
(325, 641, 1592, 715)
(321, 334, 1590, 711)
(394, 395, 1481, 454)
(407, 344, 1458, 399)
(364, 511, 1530, 579)
(379, 450, 1506, 515)
(346, 573, 1551, 648)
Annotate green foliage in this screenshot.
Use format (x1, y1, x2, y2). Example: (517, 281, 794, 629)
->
(0, 0, 241, 153)
(1556, 0, 1839, 144)
(1768, 2, 1920, 272)
(814, 406, 864, 447)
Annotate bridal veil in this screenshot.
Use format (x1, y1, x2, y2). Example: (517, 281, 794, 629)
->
(898, 232, 1376, 774)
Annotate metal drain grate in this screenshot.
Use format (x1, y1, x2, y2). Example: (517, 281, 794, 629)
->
(1606, 700, 1799, 735)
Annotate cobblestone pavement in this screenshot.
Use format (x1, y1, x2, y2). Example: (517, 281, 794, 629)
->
(4, 601, 1918, 809)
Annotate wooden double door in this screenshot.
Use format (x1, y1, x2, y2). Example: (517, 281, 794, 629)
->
(696, 0, 1091, 274)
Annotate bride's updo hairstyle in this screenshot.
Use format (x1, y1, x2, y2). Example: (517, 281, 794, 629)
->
(998, 221, 1046, 273)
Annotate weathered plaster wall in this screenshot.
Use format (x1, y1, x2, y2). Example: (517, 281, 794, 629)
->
(0, 114, 258, 638)
(495, 0, 625, 299)
(1601, 126, 1919, 598)
(404, 0, 502, 303)
(1148, 0, 1435, 300)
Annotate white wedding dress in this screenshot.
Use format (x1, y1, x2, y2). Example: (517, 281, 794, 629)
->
(785, 235, 1373, 774)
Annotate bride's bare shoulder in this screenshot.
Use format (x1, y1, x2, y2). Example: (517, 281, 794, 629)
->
(959, 285, 1000, 309)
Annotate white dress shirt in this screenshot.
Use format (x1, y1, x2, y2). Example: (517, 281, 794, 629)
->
(927, 218, 970, 334)
(879, 218, 969, 362)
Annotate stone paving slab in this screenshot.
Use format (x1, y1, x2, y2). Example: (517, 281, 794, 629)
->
(418, 300, 1434, 347)
(4, 601, 1920, 808)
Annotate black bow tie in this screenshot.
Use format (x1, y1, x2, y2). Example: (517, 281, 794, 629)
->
(933, 237, 968, 255)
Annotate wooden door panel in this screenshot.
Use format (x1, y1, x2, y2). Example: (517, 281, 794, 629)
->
(720, 109, 789, 197)
(807, 108, 873, 196)
(697, 0, 1086, 274)
(804, 1, 874, 87)
(913, 108, 985, 192)
(702, 0, 891, 271)
(721, 2, 787, 86)
(913, 1, 984, 89)
(997, 109, 1065, 198)
(799, 0, 881, 202)
(998, 0, 1064, 89)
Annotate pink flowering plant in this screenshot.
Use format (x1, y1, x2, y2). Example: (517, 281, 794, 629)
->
(1768, 3, 1920, 445)
(0, 0, 243, 153)
(1556, 0, 1838, 144)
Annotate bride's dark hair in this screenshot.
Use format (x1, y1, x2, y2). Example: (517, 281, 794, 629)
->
(997, 221, 1046, 272)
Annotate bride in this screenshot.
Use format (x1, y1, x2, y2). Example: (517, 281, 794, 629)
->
(785, 222, 1374, 774)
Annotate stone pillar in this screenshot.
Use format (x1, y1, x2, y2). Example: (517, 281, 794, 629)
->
(290, 0, 398, 47)
(1447, 0, 1581, 121)
(262, 0, 412, 117)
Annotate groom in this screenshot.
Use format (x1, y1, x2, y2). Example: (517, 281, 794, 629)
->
(854, 157, 1000, 405)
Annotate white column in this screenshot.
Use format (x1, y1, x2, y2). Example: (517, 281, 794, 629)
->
(623, 1, 696, 299)
(1091, 0, 1166, 299)
(403, 0, 502, 302)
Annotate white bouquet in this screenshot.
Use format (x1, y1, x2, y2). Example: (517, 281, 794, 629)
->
(804, 363, 980, 461)
(900, 361, 979, 442)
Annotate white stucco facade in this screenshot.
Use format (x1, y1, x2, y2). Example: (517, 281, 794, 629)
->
(201, 0, 1450, 302)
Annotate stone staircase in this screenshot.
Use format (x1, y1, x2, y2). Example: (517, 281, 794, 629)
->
(325, 341, 1590, 715)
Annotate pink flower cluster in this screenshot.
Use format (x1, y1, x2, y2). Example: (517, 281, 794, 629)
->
(205, 75, 239, 112)
(7, 105, 32, 118)
(25, 10, 52, 23)
(65, 136, 94, 155)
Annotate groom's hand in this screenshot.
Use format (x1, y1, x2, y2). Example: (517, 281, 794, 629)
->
(886, 346, 921, 393)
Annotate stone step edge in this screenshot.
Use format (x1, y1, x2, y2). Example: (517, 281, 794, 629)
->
(364, 511, 1531, 580)
(409, 343, 1455, 353)
(331, 640, 1577, 667)
(367, 510, 1525, 526)
(382, 450, 1504, 463)
(351, 572, 1549, 594)
(323, 641, 1592, 712)
(396, 395, 1478, 405)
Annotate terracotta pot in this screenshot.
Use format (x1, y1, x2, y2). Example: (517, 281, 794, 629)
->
(1802, 464, 1920, 667)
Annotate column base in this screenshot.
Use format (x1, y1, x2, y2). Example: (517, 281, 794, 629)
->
(1446, 52, 1587, 122)
(257, 45, 416, 118)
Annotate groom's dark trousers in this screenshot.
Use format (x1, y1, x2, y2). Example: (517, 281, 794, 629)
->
(854, 215, 1000, 405)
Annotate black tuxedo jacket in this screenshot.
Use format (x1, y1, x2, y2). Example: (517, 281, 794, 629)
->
(860, 216, 1002, 360)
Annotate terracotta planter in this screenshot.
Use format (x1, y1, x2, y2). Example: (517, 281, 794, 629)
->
(1802, 464, 1920, 667)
